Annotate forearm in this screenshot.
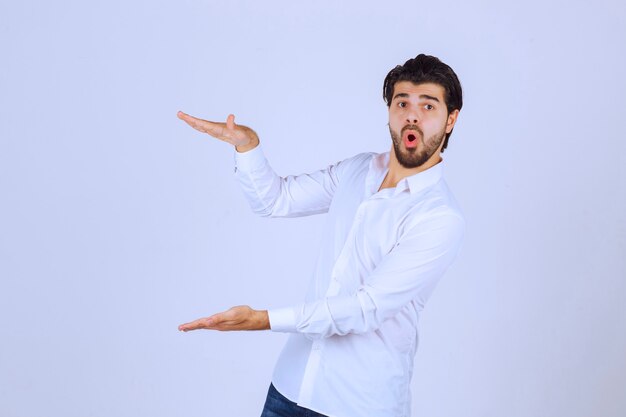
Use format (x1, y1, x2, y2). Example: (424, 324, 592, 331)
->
(234, 146, 337, 218)
(269, 214, 465, 338)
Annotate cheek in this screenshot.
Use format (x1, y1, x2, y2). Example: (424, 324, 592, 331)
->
(392, 109, 407, 120)
(421, 118, 438, 131)
(388, 114, 401, 128)
(444, 114, 456, 132)
(425, 116, 449, 132)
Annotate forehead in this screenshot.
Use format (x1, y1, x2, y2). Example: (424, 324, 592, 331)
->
(392, 81, 445, 101)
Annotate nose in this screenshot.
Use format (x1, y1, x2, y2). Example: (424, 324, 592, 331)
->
(406, 109, 419, 124)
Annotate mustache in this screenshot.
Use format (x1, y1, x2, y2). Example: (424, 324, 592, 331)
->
(401, 124, 423, 136)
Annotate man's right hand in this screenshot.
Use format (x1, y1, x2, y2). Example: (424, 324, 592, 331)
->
(177, 111, 260, 153)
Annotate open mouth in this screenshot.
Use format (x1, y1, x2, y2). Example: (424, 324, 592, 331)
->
(402, 130, 420, 148)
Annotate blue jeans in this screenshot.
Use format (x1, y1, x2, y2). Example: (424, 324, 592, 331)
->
(260, 383, 328, 417)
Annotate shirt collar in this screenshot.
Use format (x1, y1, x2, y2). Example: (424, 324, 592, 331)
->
(367, 152, 444, 197)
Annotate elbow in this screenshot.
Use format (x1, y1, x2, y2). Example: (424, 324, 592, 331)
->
(251, 206, 275, 217)
(246, 195, 282, 217)
(250, 200, 295, 218)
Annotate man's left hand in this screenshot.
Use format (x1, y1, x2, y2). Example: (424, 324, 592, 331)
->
(178, 305, 270, 332)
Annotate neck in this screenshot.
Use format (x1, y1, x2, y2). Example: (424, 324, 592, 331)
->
(379, 147, 442, 190)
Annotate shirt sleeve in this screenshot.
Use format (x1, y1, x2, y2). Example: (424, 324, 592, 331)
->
(234, 145, 340, 218)
(267, 211, 465, 337)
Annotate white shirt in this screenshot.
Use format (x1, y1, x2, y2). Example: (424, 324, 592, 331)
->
(234, 146, 465, 417)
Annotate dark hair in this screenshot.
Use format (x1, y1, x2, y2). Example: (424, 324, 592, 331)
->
(383, 54, 463, 152)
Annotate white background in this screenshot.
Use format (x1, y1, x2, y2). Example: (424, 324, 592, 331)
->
(1, 1, 625, 416)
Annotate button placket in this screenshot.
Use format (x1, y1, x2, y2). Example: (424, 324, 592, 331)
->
(325, 201, 369, 297)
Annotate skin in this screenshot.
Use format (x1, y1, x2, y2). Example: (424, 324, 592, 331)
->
(176, 111, 269, 332)
(176, 80, 459, 333)
(381, 81, 459, 189)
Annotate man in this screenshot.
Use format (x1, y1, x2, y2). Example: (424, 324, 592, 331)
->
(177, 54, 465, 417)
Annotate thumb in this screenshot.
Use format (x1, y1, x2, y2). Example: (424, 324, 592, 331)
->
(226, 114, 236, 131)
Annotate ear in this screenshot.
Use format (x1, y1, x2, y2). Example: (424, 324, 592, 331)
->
(445, 109, 460, 134)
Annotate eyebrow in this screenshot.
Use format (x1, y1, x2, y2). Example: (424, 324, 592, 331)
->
(392, 93, 441, 102)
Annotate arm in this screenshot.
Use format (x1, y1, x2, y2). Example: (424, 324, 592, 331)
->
(178, 111, 340, 218)
(269, 211, 465, 337)
(176, 111, 337, 333)
(234, 146, 339, 217)
(179, 212, 464, 335)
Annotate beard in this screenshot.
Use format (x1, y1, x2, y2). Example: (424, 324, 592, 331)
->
(389, 123, 447, 169)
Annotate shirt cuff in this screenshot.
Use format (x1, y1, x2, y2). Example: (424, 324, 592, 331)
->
(268, 307, 297, 333)
(234, 144, 267, 173)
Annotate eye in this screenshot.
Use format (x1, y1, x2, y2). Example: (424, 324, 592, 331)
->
(424, 104, 434, 110)
(398, 102, 407, 108)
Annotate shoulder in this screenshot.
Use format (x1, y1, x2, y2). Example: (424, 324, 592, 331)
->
(336, 151, 377, 168)
(405, 181, 465, 236)
(332, 151, 378, 178)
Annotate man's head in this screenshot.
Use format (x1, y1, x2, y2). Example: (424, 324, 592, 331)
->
(383, 54, 462, 168)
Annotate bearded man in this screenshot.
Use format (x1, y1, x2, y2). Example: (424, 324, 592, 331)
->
(178, 54, 465, 417)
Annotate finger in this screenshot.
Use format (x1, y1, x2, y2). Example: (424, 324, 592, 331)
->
(178, 112, 210, 130)
(178, 111, 225, 137)
(178, 320, 198, 332)
(178, 317, 213, 332)
(226, 114, 235, 131)
(177, 111, 202, 124)
(178, 309, 231, 331)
